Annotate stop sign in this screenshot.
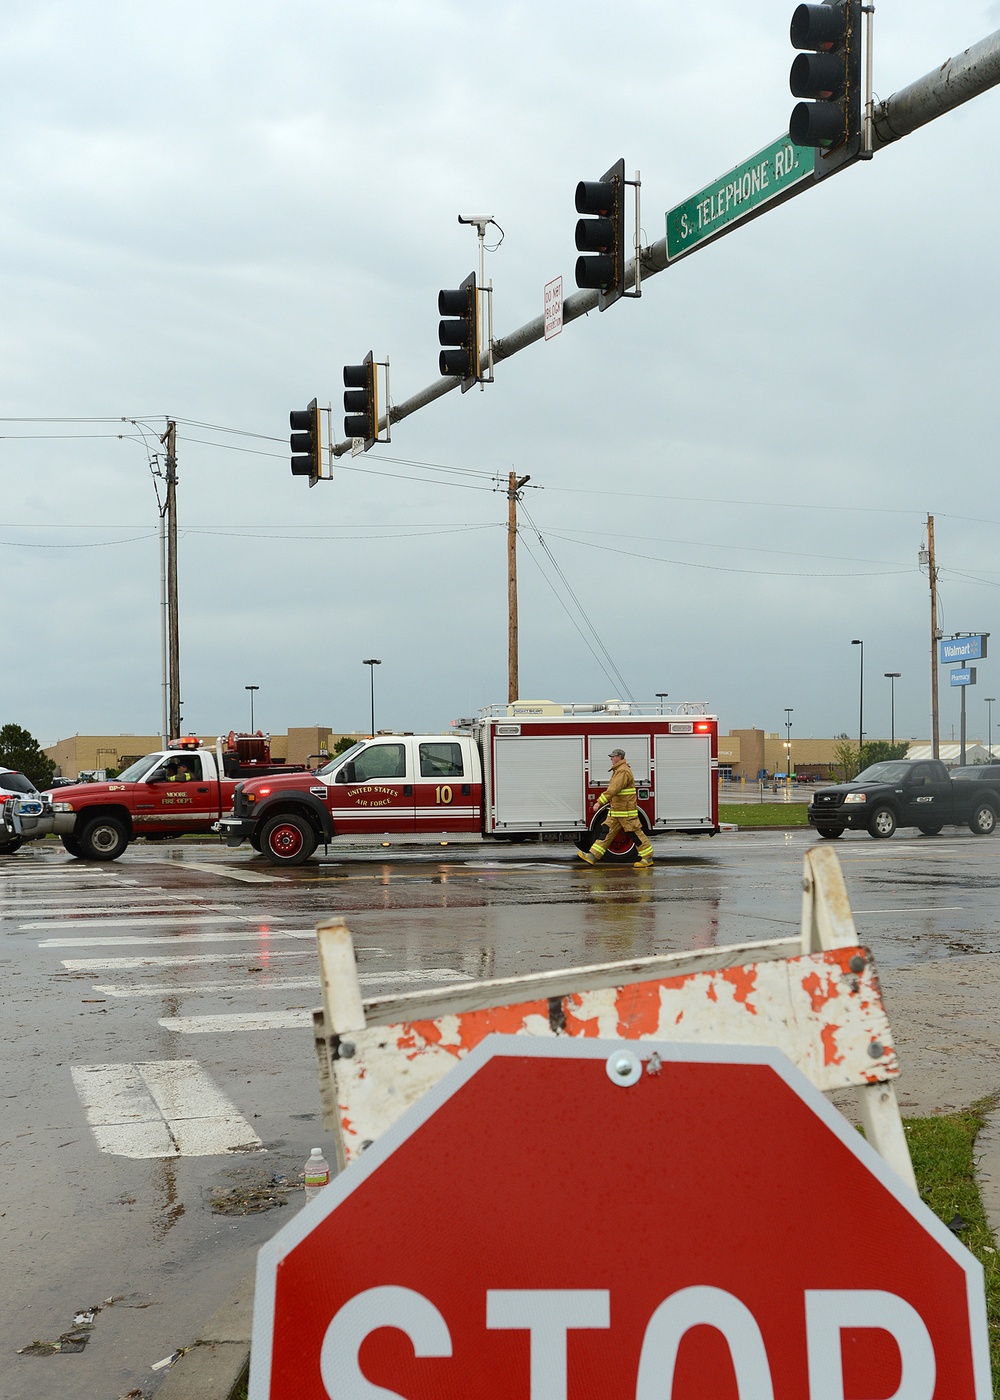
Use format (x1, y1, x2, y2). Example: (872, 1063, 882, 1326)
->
(250, 1039, 990, 1399)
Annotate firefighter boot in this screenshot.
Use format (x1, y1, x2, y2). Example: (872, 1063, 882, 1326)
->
(577, 849, 598, 865)
(634, 856, 653, 869)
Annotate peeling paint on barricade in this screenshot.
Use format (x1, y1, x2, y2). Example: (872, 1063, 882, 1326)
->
(821, 1023, 845, 1067)
(327, 947, 899, 1164)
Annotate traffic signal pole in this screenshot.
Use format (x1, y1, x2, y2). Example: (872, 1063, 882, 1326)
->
(329, 23, 1000, 459)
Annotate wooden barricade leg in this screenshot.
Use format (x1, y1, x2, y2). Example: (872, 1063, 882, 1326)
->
(801, 846, 917, 1192)
(312, 916, 366, 1172)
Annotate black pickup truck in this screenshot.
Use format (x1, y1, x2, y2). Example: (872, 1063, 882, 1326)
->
(807, 759, 1000, 839)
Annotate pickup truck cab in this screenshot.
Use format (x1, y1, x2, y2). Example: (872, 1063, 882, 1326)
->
(808, 759, 999, 839)
(50, 735, 306, 860)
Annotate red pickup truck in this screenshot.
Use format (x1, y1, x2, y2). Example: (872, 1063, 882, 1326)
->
(50, 735, 307, 860)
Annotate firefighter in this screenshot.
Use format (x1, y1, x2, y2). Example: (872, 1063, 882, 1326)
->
(578, 748, 654, 869)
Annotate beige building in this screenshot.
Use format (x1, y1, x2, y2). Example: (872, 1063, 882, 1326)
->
(719, 730, 874, 781)
(45, 727, 363, 779)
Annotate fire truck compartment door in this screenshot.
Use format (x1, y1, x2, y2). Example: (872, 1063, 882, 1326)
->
(654, 734, 712, 825)
(492, 735, 586, 830)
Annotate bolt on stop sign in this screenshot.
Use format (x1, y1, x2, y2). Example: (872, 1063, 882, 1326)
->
(250, 1039, 990, 1399)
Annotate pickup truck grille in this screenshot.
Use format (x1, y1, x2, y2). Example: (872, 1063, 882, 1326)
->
(812, 792, 844, 809)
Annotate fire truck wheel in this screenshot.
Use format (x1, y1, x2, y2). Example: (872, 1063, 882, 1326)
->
(583, 810, 646, 864)
(0, 837, 23, 854)
(61, 835, 83, 857)
(78, 816, 129, 860)
(261, 813, 316, 866)
(249, 830, 263, 852)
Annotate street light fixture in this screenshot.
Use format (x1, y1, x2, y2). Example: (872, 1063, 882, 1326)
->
(655, 693, 669, 715)
(987, 697, 996, 760)
(784, 708, 793, 786)
(362, 659, 381, 736)
(884, 673, 900, 746)
(245, 684, 259, 733)
(851, 640, 864, 767)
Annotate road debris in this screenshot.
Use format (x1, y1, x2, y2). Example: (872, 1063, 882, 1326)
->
(210, 1170, 297, 1215)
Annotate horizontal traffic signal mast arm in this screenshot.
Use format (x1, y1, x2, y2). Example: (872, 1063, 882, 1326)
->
(331, 24, 1000, 459)
(870, 25, 1000, 149)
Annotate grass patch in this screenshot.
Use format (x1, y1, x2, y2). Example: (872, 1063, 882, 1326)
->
(719, 802, 809, 828)
(906, 1098, 1000, 1391)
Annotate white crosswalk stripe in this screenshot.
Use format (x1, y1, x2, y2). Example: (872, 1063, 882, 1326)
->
(71, 1060, 263, 1158)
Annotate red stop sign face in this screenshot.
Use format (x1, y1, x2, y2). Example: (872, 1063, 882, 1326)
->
(251, 1040, 990, 1399)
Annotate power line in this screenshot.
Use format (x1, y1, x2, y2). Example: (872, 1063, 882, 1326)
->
(519, 503, 634, 702)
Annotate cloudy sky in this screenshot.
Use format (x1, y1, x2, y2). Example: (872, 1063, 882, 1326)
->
(3, 0, 999, 750)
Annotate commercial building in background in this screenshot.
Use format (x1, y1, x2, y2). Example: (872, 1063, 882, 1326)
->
(44, 727, 362, 780)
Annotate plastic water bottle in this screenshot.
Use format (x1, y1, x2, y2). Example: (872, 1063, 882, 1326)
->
(303, 1147, 330, 1201)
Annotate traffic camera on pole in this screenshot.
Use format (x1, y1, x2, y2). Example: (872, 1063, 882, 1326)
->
(343, 352, 378, 452)
(289, 399, 322, 486)
(437, 272, 480, 393)
(789, 1, 862, 177)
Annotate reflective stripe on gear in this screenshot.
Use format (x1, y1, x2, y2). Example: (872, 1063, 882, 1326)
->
(636, 842, 654, 857)
(589, 842, 607, 858)
(612, 808, 639, 819)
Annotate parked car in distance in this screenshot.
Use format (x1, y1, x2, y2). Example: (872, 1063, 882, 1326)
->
(0, 768, 55, 853)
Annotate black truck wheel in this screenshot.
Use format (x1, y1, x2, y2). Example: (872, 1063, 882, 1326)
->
(78, 816, 129, 860)
(61, 834, 84, 857)
(260, 813, 317, 866)
(579, 809, 650, 864)
(969, 803, 998, 836)
(0, 836, 23, 854)
(817, 826, 844, 839)
(867, 805, 897, 839)
(917, 823, 943, 836)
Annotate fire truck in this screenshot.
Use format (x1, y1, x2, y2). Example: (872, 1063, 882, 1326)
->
(50, 733, 307, 860)
(217, 701, 719, 866)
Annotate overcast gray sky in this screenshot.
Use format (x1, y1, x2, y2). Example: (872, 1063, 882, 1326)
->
(3, 0, 999, 750)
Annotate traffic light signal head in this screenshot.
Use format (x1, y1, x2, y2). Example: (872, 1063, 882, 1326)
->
(574, 158, 625, 311)
(289, 399, 321, 484)
(343, 351, 378, 450)
(437, 272, 479, 392)
(789, 1, 861, 176)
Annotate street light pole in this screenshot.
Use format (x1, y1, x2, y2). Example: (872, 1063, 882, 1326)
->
(245, 685, 259, 733)
(851, 639, 864, 770)
(656, 693, 669, 715)
(884, 672, 900, 746)
(362, 659, 381, 736)
(784, 708, 793, 786)
(987, 697, 996, 760)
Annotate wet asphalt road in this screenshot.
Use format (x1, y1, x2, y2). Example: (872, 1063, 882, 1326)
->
(2, 827, 999, 1399)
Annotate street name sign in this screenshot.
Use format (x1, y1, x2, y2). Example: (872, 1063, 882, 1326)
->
(666, 134, 814, 262)
(250, 1038, 990, 1399)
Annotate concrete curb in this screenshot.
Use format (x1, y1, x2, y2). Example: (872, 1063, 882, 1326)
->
(154, 1271, 253, 1400)
(975, 1101, 1000, 1244)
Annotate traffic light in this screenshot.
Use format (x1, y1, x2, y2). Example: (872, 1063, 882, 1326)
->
(438, 272, 479, 392)
(343, 352, 378, 450)
(289, 399, 321, 484)
(574, 158, 625, 311)
(789, 1, 861, 177)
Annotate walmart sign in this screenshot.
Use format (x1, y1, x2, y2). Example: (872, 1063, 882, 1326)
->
(940, 635, 988, 664)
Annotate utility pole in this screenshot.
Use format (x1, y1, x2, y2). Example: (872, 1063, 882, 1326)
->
(162, 421, 181, 740)
(506, 472, 530, 705)
(923, 515, 940, 759)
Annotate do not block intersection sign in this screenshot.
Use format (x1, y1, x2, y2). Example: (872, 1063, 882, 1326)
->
(250, 1038, 990, 1399)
